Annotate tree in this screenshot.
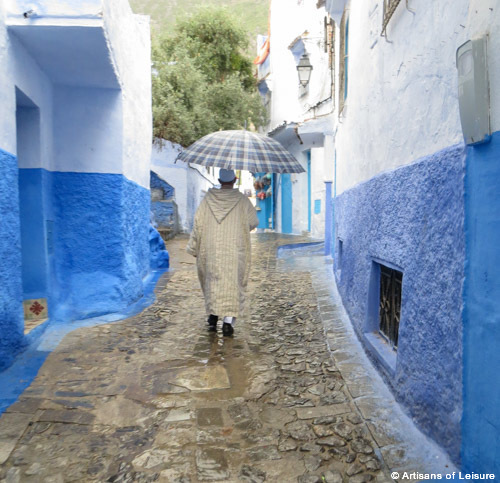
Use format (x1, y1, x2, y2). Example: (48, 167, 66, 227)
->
(152, 7, 267, 147)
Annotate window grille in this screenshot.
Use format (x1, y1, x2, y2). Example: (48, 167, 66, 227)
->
(338, 9, 349, 114)
(324, 16, 335, 106)
(379, 265, 403, 349)
(381, 0, 402, 37)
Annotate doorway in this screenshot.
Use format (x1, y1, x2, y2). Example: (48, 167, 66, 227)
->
(16, 88, 49, 326)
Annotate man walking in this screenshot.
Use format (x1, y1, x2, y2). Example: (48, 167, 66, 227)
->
(187, 169, 259, 336)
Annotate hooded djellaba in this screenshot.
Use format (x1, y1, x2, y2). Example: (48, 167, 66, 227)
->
(187, 169, 259, 335)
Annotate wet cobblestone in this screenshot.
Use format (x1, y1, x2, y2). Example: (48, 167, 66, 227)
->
(0, 234, 453, 482)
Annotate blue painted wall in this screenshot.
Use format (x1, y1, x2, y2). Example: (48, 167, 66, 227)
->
(334, 144, 465, 462)
(18, 169, 49, 299)
(151, 200, 177, 230)
(0, 148, 24, 370)
(462, 131, 500, 476)
(151, 171, 175, 199)
(324, 181, 333, 256)
(49, 170, 150, 320)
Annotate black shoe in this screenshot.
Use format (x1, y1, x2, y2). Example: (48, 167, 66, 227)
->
(222, 323, 234, 336)
(207, 314, 218, 331)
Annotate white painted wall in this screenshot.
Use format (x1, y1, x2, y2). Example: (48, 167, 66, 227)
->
(267, 0, 335, 237)
(151, 141, 217, 232)
(291, 150, 309, 235)
(0, 8, 54, 164)
(1, 0, 151, 189)
(103, 0, 152, 189)
(270, 0, 333, 130)
(53, 87, 123, 173)
(311, 147, 325, 239)
(334, 0, 500, 195)
(5, 0, 103, 19)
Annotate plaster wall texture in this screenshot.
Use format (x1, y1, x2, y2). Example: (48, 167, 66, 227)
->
(53, 86, 123, 174)
(5, 0, 103, 19)
(4, 0, 152, 188)
(310, 147, 326, 239)
(269, 0, 332, 129)
(0, 16, 54, 163)
(460, 1, 500, 469)
(50, 171, 149, 320)
(462, 130, 500, 476)
(103, 0, 152, 189)
(334, 0, 500, 195)
(0, 0, 153, 369)
(290, 150, 309, 235)
(267, 0, 335, 238)
(151, 142, 216, 232)
(0, 149, 24, 371)
(334, 145, 465, 462)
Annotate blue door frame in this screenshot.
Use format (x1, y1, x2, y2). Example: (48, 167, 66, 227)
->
(281, 173, 292, 234)
(307, 151, 311, 232)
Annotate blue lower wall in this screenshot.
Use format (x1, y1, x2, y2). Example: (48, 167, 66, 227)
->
(0, 164, 151, 370)
(462, 131, 500, 476)
(0, 149, 24, 370)
(50, 171, 150, 320)
(334, 144, 465, 462)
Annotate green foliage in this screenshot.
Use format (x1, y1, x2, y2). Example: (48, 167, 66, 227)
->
(152, 6, 267, 147)
(129, 0, 269, 54)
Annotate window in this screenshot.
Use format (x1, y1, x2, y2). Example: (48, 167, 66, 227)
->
(337, 239, 343, 265)
(378, 264, 403, 349)
(325, 16, 336, 105)
(338, 9, 349, 114)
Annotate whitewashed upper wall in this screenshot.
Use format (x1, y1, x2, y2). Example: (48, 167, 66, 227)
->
(334, 0, 500, 195)
(5, 0, 103, 18)
(0, 3, 54, 165)
(270, 0, 332, 129)
(1, 0, 152, 188)
(103, 0, 152, 189)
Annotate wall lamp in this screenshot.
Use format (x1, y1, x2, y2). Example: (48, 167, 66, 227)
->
(297, 53, 313, 87)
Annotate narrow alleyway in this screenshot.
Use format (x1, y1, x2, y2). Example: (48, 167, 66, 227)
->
(0, 234, 453, 483)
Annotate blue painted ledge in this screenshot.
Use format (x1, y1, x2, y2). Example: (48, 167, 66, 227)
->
(0, 268, 167, 415)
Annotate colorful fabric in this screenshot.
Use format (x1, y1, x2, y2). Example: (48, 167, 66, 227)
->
(187, 188, 259, 319)
(177, 130, 305, 174)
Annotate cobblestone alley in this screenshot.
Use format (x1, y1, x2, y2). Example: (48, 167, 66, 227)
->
(0, 234, 454, 483)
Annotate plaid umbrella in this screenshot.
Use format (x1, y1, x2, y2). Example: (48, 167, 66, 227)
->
(176, 130, 305, 173)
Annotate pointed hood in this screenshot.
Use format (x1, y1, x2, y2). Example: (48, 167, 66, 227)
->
(205, 188, 244, 224)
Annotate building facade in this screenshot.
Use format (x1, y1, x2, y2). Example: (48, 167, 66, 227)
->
(0, 0, 152, 369)
(259, 0, 335, 240)
(326, 0, 499, 472)
(264, 0, 500, 473)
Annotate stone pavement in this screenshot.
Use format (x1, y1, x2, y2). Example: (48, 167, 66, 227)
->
(0, 234, 454, 483)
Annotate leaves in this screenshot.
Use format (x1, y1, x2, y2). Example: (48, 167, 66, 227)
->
(152, 6, 267, 147)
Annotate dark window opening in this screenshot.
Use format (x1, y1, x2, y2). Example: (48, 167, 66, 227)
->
(378, 264, 403, 349)
(338, 239, 343, 265)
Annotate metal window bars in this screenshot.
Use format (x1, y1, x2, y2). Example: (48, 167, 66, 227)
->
(378, 265, 403, 350)
(381, 0, 402, 37)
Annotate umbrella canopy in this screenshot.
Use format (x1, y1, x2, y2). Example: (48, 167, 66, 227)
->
(176, 130, 305, 173)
